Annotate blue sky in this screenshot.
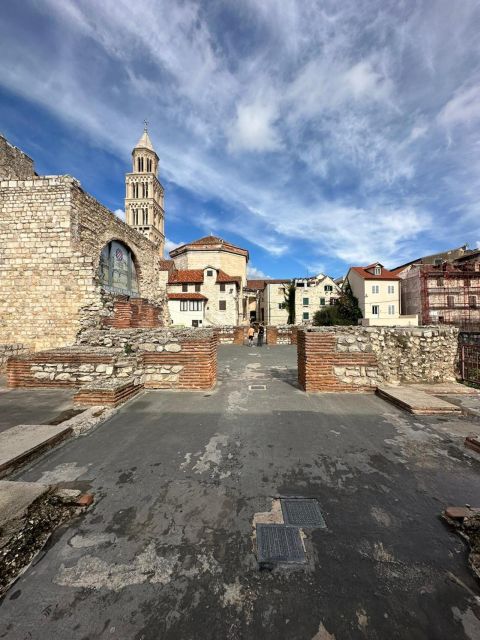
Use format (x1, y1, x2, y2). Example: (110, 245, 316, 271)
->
(1, 0, 480, 279)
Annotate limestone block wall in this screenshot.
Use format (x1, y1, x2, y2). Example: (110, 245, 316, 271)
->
(213, 326, 247, 344)
(298, 326, 459, 392)
(8, 328, 217, 391)
(0, 175, 167, 351)
(0, 344, 28, 371)
(0, 135, 35, 179)
(266, 325, 297, 345)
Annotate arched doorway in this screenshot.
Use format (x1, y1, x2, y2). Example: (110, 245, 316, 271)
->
(99, 240, 139, 296)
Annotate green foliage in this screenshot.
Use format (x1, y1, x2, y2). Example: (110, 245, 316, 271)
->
(284, 283, 296, 324)
(124, 343, 134, 355)
(312, 282, 363, 326)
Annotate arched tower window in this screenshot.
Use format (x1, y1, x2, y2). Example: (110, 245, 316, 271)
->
(99, 240, 139, 296)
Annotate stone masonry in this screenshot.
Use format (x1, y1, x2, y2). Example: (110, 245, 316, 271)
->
(0, 135, 35, 180)
(0, 174, 168, 351)
(298, 326, 459, 392)
(0, 344, 27, 371)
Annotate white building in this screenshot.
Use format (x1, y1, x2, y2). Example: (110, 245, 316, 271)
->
(294, 274, 340, 324)
(347, 262, 418, 326)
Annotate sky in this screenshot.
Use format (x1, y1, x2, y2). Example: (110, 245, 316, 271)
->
(1, 0, 480, 280)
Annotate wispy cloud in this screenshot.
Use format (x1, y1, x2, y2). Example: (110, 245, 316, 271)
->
(1, 0, 479, 275)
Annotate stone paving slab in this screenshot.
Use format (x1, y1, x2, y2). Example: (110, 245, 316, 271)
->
(376, 385, 462, 415)
(0, 423, 72, 477)
(0, 480, 50, 532)
(409, 382, 478, 396)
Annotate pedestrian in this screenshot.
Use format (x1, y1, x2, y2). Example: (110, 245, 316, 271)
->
(257, 323, 265, 347)
(247, 325, 255, 346)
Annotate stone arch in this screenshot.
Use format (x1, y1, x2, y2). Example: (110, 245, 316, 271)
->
(98, 239, 140, 296)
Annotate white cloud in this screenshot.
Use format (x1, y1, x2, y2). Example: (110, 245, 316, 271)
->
(114, 208, 125, 220)
(164, 238, 182, 256)
(247, 265, 271, 279)
(228, 97, 282, 153)
(438, 84, 480, 127)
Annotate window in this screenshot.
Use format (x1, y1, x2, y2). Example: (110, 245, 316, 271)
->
(219, 283, 226, 292)
(303, 312, 309, 320)
(137, 157, 144, 172)
(374, 266, 381, 275)
(324, 285, 333, 292)
(132, 183, 139, 198)
(388, 285, 395, 294)
(133, 209, 139, 225)
(180, 301, 188, 311)
(219, 300, 226, 311)
(189, 300, 202, 311)
(277, 287, 284, 295)
(297, 282, 305, 287)
(372, 285, 379, 294)
(320, 298, 325, 306)
(278, 302, 286, 309)
(142, 208, 148, 225)
(142, 182, 148, 197)
(330, 297, 337, 305)
(195, 284, 201, 292)
(372, 305, 379, 316)
(206, 270, 213, 276)
(147, 158, 152, 172)
(98, 240, 138, 296)
(437, 278, 444, 287)
(182, 284, 188, 292)
(388, 305, 395, 315)
(447, 295, 455, 308)
(469, 296, 477, 309)
(192, 320, 199, 327)
(303, 297, 309, 305)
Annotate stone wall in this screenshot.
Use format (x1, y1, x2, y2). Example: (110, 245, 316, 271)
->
(0, 344, 28, 371)
(0, 174, 168, 351)
(266, 325, 297, 345)
(0, 135, 35, 179)
(298, 326, 459, 392)
(213, 326, 247, 344)
(8, 329, 217, 391)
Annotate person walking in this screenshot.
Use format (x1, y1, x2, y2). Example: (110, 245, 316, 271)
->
(257, 323, 265, 347)
(247, 325, 255, 346)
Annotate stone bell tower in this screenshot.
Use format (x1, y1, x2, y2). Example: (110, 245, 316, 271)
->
(125, 123, 165, 253)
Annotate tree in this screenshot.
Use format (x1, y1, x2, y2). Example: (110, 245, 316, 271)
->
(284, 283, 296, 324)
(336, 281, 363, 324)
(312, 282, 363, 326)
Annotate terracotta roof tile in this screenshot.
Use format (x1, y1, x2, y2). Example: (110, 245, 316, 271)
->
(168, 269, 204, 284)
(169, 235, 249, 259)
(159, 259, 175, 272)
(167, 292, 207, 300)
(247, 279, 290, 290)
(216, 269, 241, 284)
(349, 266, 401, 281)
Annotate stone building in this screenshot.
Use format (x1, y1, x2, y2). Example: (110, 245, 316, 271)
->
(347, 262, 418, 326)
(0, 135, 167, 351)
(294, 274, 340, 324)
(165, 236, 251, 325)
(124, 125, 165, 253)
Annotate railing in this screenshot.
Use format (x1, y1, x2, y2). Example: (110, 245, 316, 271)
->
(459, 332, 480, 385)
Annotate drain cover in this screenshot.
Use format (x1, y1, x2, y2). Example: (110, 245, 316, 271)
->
(256, 524, 306, 564)
(249, 384, 266, 390)
(281, 498, 326, 528)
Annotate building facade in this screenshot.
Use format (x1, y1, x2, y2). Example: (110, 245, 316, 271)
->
(294, 274, 340, 324)
(125, 126, 165, 254)
(347, 263, 417, 326)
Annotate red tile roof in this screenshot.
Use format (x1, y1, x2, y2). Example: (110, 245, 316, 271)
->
(169, 235, 249, 259)
(159, 259, 175, 272)
(167, 292, 207, 300)
(247, 279, 290, 290)
(168, 269, 204, 284)
(349, 265, 401, 281)
(216, 269, 241, 284)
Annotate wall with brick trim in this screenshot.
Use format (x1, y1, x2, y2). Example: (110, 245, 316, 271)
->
(297, 326, 459, 392)
(266, 325, 297, 345)
(0, 175, 168, 351)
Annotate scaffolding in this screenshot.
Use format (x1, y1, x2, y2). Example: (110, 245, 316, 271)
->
(401, 261, 480, 332)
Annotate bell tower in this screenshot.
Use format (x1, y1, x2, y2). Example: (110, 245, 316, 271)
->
(125, 123, 165, 253)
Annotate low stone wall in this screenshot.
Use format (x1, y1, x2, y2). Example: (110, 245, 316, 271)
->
(298, 326, 459, 392)
(0, 344, 28, 371)
(266, 325, 297, 345)
(8, 328, 217, 391)
(213, 326, 247, 344)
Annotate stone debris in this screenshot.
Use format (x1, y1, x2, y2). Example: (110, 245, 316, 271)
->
(443, 507, 480, 580)
(465, 435, 480, 455)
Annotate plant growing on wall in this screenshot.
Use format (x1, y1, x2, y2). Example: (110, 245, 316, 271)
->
(284, 283, 296, 324)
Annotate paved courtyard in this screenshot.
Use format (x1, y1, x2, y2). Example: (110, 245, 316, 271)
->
(1, 345, 480, 639)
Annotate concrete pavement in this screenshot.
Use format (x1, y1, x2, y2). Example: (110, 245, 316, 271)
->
(1, 345, 480, 639)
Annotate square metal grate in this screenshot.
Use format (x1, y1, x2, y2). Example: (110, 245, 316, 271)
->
(256, 524, 306, 564)
(281, 498, 326, 528)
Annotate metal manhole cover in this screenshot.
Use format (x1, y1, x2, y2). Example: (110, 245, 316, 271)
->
(256, 524, 306, 565)
(281, 498, 326, 528)
(249, 384, 266, 390)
